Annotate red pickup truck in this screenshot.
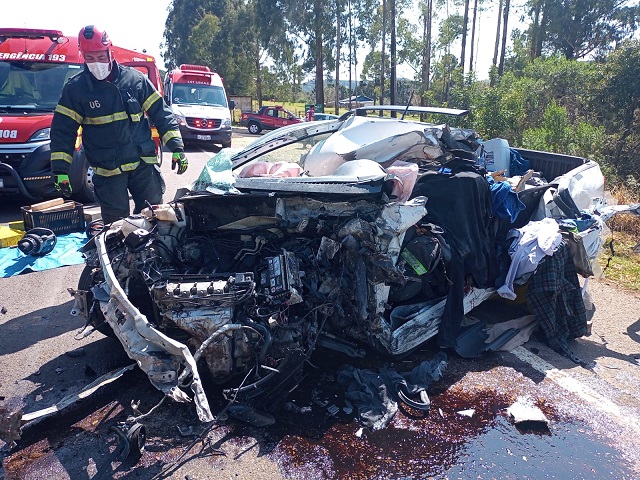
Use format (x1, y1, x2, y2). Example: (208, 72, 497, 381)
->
(240, 105, 301, 134)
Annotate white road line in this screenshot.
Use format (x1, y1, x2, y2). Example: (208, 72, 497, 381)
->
(512, 346, 626, 418)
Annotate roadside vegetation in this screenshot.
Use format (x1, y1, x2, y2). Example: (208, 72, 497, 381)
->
(598, 186, 640, 291)
(161, 0, 640, 284)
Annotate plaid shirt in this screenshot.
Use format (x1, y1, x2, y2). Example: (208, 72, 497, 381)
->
(526, 241, 587, 354)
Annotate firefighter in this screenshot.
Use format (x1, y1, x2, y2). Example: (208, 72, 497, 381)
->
(50, 25, 189, 223)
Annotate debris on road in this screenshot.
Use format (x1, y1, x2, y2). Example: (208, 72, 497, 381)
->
(506, 396, 550, 429)
(457, 408, 476, 417)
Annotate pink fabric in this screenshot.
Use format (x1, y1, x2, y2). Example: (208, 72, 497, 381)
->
(387, 161, 419, 203)
(238, 161, 303, 178)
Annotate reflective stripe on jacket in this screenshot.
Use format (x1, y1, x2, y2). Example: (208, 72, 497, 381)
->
(50, 61, 183, 175)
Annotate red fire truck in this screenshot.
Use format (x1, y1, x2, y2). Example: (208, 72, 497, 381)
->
(0, 28, 164, 201)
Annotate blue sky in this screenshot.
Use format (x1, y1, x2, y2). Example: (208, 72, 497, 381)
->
(2, 0, 173, 67)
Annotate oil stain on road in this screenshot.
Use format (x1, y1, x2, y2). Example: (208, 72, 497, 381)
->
(268, 386, 634, 479)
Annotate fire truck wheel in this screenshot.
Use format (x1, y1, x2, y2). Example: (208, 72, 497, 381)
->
(69, 150, 96, 203)
(156, 147, 164, 167)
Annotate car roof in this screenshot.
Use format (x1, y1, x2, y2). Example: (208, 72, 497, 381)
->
(229, 105, 471, 171)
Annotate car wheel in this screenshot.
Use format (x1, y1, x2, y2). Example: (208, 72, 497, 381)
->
(78, 264, 115, 338)
(156, 147, 164, 167)
(222, 140, 232, 148)
(68, 149, 95, 203)
(248, 122, 262, 134)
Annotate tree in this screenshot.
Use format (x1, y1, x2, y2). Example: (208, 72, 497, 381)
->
(527, 0, 544, 60)
(493, 0, 503, 67)
(283, 0, 342, 107)
(468, 0, 479, 72)
(163, 0, 295, 99)
(187, 14, 221, 66)
(532, 0, 639, 60)
(163, 0, 226, 69)
(335, 0, 342, 113)
(590, 40, 640, 182)
(460, 0, 470, 71)
(380, 0, 387, 104)
(497, 0, 510, 75)
(420, 0, 434, 103)
(431, 14, 464, 102)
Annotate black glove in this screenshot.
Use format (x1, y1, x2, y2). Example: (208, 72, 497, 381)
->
(54, 173, 73, 198)
(171, 152, 188, 175)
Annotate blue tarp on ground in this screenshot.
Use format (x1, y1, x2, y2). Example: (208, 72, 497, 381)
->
(0, 232, 87, 277)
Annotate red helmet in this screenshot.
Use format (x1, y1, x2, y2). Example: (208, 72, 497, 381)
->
(78, 25, 112, 52)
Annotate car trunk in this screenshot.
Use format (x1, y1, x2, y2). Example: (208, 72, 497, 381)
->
(514, 148, 587, 182)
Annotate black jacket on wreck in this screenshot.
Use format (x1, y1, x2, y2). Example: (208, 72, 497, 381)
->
(50, 60, 183, 176)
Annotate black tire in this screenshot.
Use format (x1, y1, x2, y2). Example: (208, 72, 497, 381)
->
(248, 122, 262, 134)
(222, 139, 232, 148)
(156, 147, 164, 167)
(68, 149, 95, 203)
(78, 264, 115, 337)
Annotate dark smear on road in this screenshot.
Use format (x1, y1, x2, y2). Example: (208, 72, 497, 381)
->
(268, 383, 635, 480)
(2, 349, 636, 479)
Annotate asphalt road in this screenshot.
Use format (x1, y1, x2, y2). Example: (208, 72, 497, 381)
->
(1, 129, 640, 479)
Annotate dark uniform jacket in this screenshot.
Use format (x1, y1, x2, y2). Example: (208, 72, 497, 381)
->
(50, 61, 183, 176)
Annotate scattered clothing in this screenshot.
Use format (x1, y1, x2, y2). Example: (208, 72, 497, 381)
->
(497, 218, 562, 300)
(560, 230, 594, 277)
(337, 352, 447, 430)
(412, 169, 497, 348)
(485, 315, 539, 351)
(509, 149, 531, 176)
(487, 176, 526, 223)
(526, 241, 588, 356)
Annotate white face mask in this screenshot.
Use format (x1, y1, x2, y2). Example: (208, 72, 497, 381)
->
(87, 62, 111, 80)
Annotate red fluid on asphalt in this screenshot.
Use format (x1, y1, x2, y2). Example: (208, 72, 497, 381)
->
(267, 386, 634, 479)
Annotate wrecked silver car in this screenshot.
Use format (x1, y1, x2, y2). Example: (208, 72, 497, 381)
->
(71, 106, 610, 423)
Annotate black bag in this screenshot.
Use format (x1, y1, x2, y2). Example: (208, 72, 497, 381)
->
(390, 225, 449, 303)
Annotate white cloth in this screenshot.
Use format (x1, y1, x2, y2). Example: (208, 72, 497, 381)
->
(497, 217, 562, 300)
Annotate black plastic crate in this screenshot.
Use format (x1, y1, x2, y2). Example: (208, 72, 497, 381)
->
(21, 201, 86, 235)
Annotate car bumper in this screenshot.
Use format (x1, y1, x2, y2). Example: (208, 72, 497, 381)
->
(178, 126, 232, 145)
(0, 140, 56, 200)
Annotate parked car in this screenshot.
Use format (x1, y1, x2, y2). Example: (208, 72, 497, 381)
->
(311, 112, 339, 121)
(71, 106, 609, 424)
(239, 105, 301, 134)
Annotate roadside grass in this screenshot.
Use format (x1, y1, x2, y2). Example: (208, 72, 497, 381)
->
(598, 184, 640, 291)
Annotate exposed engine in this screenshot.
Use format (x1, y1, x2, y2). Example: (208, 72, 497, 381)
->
(73, 193, 433, 422)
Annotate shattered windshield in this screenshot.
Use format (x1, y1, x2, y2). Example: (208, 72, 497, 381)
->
(171, 84, 228, 107)
(189, 120, 345, 193)
(0, 61, 81, 110)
